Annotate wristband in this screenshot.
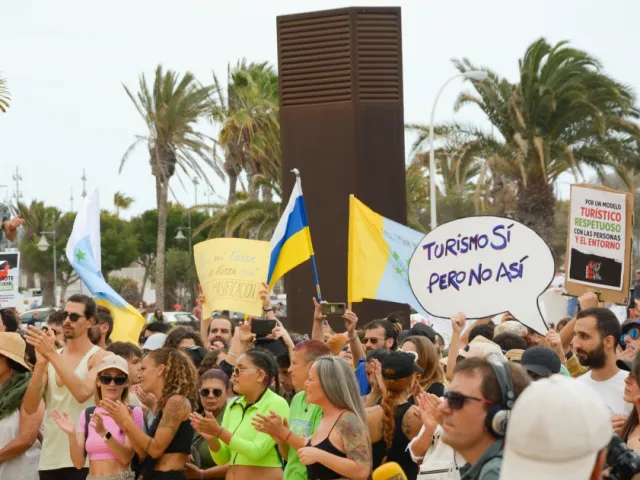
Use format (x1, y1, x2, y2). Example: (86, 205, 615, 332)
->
(263, 308, 273, 312)
(216, 427, 224, 438)
(102, 431, 112, 441)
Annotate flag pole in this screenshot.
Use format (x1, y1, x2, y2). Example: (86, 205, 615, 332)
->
(292, 168, 323, 301)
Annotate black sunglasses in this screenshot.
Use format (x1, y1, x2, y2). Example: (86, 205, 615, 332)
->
(443, 390, 494, 411)
(200, 388, 223, 398)
(99, 375, 128, 386)
(62, 311, 85, 322)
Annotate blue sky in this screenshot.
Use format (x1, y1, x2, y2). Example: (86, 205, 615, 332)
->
(2, 0, 639, 216)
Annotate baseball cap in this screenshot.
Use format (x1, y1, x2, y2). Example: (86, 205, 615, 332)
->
(381, 351, 423, 380)
(501, 375, 612, 480)
(409, 323, 436, 343)
(97, 354, 129, 375)
(143, 333, 167, 351)
(521, 346, 561, 378)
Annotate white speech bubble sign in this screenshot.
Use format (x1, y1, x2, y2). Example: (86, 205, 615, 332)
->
(408, 216, 555, 334)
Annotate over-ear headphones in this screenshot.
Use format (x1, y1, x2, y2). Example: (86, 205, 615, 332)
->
(484, 353, 514, 438)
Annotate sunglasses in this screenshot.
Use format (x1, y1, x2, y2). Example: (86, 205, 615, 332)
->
(99, 375, 128, 386)
(200, 388, 223, 398)
(363, 337, 386, 345)
(443, 390, 494, 411)
(62, 311, 85, 322)
(622, 328, 640, 347)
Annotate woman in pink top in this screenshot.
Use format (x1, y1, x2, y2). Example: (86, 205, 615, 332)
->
(51, 355, 144, 480)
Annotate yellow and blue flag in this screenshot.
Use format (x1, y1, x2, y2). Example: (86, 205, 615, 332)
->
(267, 170, 316, 289)
(65, 190, 146, 343)
(348, 195, 430, 317)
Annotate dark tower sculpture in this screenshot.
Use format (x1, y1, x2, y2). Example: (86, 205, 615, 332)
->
(277, 7, 408, 331)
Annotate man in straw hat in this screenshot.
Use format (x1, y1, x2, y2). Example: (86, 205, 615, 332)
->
(23, 294, 111, 480)
(0, 332, 44, 479)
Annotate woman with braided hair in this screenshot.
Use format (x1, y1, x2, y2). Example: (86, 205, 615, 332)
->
(101, 347, 198, 480)
(366, 351, 423, 480)
(190, 348, 289, 480)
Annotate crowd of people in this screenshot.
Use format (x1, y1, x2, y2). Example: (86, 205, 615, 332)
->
(0, 285, 639, 479)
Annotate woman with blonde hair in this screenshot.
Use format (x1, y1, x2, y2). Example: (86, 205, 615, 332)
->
(101, 348, 198, 480)
(297, 355, 371, 480)
(401, 335, 446, 397)
(366, 351, 422, 480)
(52, 355, 144, 480)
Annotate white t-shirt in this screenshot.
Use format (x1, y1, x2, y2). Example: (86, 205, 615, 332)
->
(576, 369, 632, 416)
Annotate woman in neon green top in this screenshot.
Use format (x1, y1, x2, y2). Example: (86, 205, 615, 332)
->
(190, 349, 289, 480)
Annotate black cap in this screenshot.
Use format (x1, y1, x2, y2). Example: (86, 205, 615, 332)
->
(409, 323, 436, 343)
(617, 359, 633, 372)
(398, 330, 410, 345)
(521, 346, 561, 378)
(381, 351, 423, 380)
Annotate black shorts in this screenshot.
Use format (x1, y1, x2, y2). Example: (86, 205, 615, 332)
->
(144, 472, 186, 480)
(39, 468, 89, 480)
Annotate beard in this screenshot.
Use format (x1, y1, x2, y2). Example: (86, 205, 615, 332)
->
(576, 342, 607, 369)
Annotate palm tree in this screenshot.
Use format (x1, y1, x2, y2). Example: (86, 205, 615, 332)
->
(13, 201, 62, 301)
(120, 65, 222, 309)
(113, 191, 134, 217)
(413, 38, 640, 244)
(210, 60, 280, 204)
(0, 73, 9, 113)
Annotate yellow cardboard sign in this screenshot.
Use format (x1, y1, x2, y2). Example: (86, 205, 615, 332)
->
(194, 238, 271, 318)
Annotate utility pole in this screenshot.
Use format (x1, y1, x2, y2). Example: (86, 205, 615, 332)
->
(12, 167, 22, 205)
(70, 188, 74, 211)
(81, 169, 88, 198)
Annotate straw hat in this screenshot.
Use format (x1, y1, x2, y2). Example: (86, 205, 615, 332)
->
(0, 332, 31, 371)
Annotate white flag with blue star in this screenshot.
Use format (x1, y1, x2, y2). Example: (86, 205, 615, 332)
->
(65, 189, 145, 343)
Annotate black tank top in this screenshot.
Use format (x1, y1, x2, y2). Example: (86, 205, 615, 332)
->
(371, 402, 418, 480)
(306, 411, 349, 480)
(148, 410, 195, 454)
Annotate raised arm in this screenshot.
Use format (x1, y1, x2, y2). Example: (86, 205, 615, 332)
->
(91, 410, 135, 464)
(0, 401, 45, 463)
(345, 310, 365, 367)
(446, 313, 466, 382)
(26, 327, 110, 403)
(51, 409, 86, 469)
(311, 298, 326, 342)
(24, 360, 48, 415)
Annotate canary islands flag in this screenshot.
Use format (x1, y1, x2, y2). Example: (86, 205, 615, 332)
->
(65, 190, 146, 343)
(267, 170, 315, 289)
(348, 195, 431, 318)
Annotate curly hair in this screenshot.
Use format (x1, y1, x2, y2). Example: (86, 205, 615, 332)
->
(147, 348, 198, 410)
(164, 326, 204, 350)
(381, 375, 413, 463)
(402, 336, 444, 391)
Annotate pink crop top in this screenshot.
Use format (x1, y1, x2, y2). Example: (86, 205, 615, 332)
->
(77, 406, 144, 461)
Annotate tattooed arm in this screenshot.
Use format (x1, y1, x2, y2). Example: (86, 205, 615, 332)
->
(309, 412, 371, 480)
(121, 395, 191, 459)
(401, 406, 423, 441)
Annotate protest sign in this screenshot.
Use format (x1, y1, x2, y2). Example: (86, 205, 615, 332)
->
(194, 238, 271, 318)
(0, 252, 20, 308)
(566, 184, 634, 304)
(408, 216, 554, 334)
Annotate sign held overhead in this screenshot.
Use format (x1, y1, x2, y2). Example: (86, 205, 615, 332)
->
(408, 216, 555, 334)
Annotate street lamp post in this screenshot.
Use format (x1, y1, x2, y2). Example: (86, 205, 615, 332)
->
(175, 227, 192, 257)
(37, 230, 57, 307)
(429, 70, 488, 230)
